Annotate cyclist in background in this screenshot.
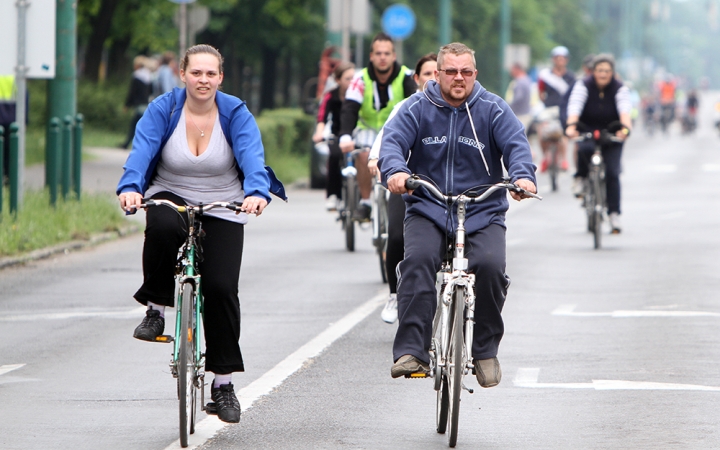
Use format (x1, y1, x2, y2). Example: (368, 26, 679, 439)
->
(368, 53, 438, 324)
(565, 53, 632, 234)
(339, 33, 416, 222)
(657, 75, 677, 132)
(379, 42, 536, 386)
(537, 46, 575, 172)
(312, 61, 356, 211)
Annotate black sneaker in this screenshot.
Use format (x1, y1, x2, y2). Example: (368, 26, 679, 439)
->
(133, 309, 165, 341)
(208, 383, 241, 423)
(352, 203, 371, 222)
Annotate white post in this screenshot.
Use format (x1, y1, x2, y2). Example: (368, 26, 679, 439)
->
(341, 0, 350, 61)
(15, 0, 29, 207)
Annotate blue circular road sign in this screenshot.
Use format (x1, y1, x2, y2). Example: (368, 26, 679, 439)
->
(382, 4, 416, 41)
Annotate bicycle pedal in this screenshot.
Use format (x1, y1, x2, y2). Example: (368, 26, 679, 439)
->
(205, 402, 217, 414)
(404, 372, 429, 379)
(153, 335, 174, 343)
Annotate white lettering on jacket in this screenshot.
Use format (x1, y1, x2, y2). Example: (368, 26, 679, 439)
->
(422, 136, 447, 145)
(458, 135, 485, 151)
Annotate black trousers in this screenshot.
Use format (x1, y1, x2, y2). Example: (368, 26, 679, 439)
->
(386, 193, 406, 294)
(576, 140, 623, 214)
(326, 141, 343, 198)
(134, 191, 245, 374)
(394, 215, 509, 363)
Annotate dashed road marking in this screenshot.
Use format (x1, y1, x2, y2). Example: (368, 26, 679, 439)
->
(702, 163, 720, 172)
(552, 304, 720, 318)
(0, 306, 146, 321)
(649, 164, 677, 173)
(514, 368, 720, 391)
(0, 364, 25, 376)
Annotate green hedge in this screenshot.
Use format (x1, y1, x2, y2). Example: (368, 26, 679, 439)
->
(256, 108, 314, 184)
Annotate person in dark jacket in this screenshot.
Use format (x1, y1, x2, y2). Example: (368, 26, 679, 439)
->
(565, 53, 632, 233)
(312, 61, 355, 210)
(379, 42, 537, 387)
(119, 55, 153, 149)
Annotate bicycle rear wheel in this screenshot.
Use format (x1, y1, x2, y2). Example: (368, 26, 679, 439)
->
(549, 144, 559, 192)
(447, 288, 465, 447)
(344, 176, 357, 252)
(592, 173, 603, 250)
(376, 193, 388, 283)
(178, 282, 197, 448)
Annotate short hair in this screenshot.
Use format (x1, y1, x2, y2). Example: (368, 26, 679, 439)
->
(414, 53, 437, 76)
(592, 53, 615, 71)
(511, 62, 527, 72)
(333, 61, 355, 80)
(161, 51, 176, 66)
(370, 32, 395, 53)
(437, 43, 476, 69)
(582, 53, 596, 70)
(180, 44, 224, 73)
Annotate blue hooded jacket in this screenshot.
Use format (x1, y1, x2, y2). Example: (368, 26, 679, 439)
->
(379, 80, 536, 235)
(116, 87, 286, 202)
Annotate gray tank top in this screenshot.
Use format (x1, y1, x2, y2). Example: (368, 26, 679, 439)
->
(145, 108, 248, 224)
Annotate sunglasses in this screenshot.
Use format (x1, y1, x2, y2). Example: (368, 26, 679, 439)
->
(438, 68, 475, 78)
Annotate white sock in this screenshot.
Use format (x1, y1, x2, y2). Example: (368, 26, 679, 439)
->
(147, 302, 165, 318)
(360, 199, 372, 207)
(213, 374, 232, 388)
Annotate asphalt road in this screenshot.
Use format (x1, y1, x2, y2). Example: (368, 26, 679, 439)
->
(1, 95, 720, 449)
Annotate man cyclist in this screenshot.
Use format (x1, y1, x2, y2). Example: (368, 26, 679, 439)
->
(339, 33, 416, 221)
(379, 42, 537, 387)
(537, 46, 575, 173)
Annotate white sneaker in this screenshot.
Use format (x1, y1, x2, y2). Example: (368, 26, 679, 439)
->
(609, 212, 622, 234)
(572, 177, 584, 198)
(381, 294, 398, 324)
(325, 195, 339, 211)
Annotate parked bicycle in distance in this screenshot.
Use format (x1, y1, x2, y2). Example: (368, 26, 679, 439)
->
(132, 199, 245, 448)
(574, 122, 624, 250)
(403, 175, 541, 447)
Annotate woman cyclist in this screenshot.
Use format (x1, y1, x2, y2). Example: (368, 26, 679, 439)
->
(368, 53, 437, 324)
(312, 61, 356, 210)
(565, 53, 632, 234)
(117, 44, 284, 424)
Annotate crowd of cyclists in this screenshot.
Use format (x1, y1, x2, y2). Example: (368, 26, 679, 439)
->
(116, 35, 712, 426)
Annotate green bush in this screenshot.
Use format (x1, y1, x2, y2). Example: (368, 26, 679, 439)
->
(78, 81, 132, 132)
(256, 108, 314, 184)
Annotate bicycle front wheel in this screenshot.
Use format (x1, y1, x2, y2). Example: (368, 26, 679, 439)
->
(447, 288, 465, 447)
(344, 176, 357, 252)
(178, 282, 197, 448)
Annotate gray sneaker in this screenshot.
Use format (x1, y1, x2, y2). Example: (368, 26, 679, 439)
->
(609, 212, 622, 234)
(391, 355, 429, 378)
(474, 357, 502, 388)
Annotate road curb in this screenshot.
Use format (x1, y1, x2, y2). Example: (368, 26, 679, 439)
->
(0, 223, 142, 271)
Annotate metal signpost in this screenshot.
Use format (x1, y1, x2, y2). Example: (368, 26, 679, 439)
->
(169, 0, 197, 58)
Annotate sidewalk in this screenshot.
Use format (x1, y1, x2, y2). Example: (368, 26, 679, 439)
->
(25, 146, 129, 195)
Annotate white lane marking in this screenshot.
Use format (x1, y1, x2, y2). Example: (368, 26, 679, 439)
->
(649, 164, 677, 173)
(514, 368, 720, 391)
(0, 364, 25, 376)
(163, 292, 386, 450)
(702, 163, 720, 172)
(552, 304, 720, 318)
(0, 306, 146, 321)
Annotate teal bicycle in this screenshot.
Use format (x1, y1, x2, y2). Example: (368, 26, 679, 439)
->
(137, 199, 244, 448)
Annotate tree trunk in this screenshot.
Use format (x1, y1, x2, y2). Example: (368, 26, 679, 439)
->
(260, 47, 278, 112)
(83, 0, 122, 82)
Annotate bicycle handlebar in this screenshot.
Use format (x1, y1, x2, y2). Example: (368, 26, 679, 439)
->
(127, 199, 245, 214)
(404, 176, 542, 203)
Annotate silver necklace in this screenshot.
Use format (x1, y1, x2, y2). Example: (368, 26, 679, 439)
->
(187, 106, 214, 137)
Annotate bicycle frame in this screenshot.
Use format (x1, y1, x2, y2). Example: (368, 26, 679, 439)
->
(172, 207, 206, 411)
